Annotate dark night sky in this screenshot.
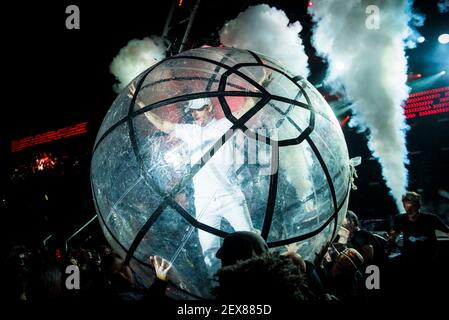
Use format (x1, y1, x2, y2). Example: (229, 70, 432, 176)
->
(0, 0, 448, 246)
(1, 0, 447, 138)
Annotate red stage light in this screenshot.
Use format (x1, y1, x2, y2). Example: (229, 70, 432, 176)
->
(404, 86, 449, 119)
(340, 115, 350, 127)
(55, 248, 62, 261)
(408, 73, 423, 81)
(11, 122, 87, 152)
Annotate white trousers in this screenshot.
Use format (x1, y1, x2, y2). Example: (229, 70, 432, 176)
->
(194, 193, 253, 265)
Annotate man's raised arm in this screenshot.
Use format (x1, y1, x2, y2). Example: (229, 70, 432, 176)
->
(128, 83, 175, 134)
(232, 71, 273, 119)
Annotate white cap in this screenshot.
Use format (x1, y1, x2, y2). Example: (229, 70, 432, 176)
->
(185, 98, 211, 111)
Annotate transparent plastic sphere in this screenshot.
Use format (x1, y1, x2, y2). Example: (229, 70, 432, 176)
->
(91, 47, 351, 299)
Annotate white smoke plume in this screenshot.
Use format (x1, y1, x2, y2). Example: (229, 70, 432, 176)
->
(309, 0, 415, 211)
(219, 4, 309, 78)
(110, 36, 167, 93)
(404, 9, 426, 49)
(438, 0, 449, 13)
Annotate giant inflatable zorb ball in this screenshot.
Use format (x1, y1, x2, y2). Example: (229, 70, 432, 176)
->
(91, 47, 351, 299)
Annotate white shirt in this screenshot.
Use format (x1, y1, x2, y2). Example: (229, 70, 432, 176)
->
(174, 118, 244, 198)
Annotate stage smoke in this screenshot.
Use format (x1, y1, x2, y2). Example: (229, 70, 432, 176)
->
(110, 36, 167, 93)
(219, 4, 309, 78)
(309, 0, 420, 210)
(438, 0, 449, 13)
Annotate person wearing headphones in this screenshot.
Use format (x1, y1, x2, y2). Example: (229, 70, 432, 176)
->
(388, 191, 449, 261)
(387, 191, 449, 296)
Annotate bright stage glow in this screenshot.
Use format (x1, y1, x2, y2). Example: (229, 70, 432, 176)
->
(438, 34, 449, 44)
(335, 61, 345, 71)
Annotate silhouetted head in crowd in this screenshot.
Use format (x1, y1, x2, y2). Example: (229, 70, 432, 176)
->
(212, 253, 316, 301)
(26, 265, 63, 302)
(402, 191, 421, 218)
(281, 251, 307, 273)
(330, 247, 364, 279)
(216, 231, 269, 267)
(344, 210, 359, 228)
